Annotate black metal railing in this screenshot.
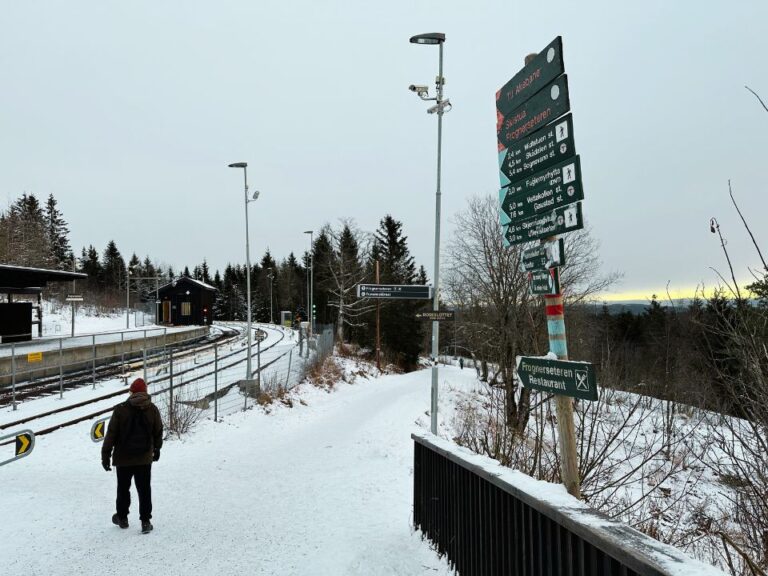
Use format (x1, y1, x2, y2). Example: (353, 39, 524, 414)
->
(413, 433, 718, 576)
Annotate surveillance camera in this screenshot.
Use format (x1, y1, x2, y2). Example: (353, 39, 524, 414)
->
(409, 84, 429, 93)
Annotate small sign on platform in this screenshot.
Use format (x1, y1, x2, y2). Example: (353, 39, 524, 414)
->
(65, 294, 84, 302)
(27, 352, 43, 363)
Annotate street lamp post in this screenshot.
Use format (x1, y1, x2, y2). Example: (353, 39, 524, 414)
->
(304, 230, 314, 336)
(126, 267, 130, 330)
(125, 264, 136, 330)
(229, 162, 260, 380)
(267, 267, 274, 324)
(409, 32, 449, 435)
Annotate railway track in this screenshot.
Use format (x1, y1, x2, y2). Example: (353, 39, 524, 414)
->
(0, 324, 295, 438)
(0, 324, 242, 407)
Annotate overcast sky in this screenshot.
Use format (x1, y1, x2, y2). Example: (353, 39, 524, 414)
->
(2, 1, 767, 301)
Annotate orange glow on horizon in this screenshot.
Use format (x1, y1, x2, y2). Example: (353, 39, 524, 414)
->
(597, 284, 754, 303)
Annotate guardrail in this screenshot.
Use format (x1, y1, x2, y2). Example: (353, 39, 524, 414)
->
(412, 433, 724, 576)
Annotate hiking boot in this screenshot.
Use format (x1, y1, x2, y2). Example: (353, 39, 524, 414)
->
(112, 514, 129, 529)
(141, 520, 153, 534)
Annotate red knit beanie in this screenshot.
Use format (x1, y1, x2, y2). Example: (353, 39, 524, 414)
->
(129, 378, 147, 394)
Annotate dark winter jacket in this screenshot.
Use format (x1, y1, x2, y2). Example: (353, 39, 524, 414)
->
(101, 392, 163, 467)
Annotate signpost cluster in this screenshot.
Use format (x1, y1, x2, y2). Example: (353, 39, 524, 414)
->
(495, 37, 598, 498)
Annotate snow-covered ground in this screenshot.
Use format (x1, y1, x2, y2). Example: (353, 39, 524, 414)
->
(0, 354, 731, 575)
(0, 359, 463, 576)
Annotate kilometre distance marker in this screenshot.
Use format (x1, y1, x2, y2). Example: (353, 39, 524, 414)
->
(500, 156, 583, 222)
(504, 202, 583, 246)
(499, 114, 575, 187)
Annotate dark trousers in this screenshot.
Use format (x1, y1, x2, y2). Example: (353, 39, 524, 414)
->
(116, 464, 153, 521)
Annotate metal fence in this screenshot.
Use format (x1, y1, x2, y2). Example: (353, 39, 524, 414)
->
(134, 323, 336, 425)
(412, 433, 720, 576)
(0, 327, 211, 407)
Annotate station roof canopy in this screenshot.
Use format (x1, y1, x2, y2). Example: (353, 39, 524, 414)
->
(0, 263, 87, 290)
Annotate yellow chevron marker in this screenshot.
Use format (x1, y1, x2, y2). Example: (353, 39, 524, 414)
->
(90, 417, 110, 443)
(15, 433, 31, 456)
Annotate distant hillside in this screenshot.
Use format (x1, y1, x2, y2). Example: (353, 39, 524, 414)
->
(580, 299, 696, 316)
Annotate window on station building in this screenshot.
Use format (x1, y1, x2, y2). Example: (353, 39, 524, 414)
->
(181, 302, 191, 316)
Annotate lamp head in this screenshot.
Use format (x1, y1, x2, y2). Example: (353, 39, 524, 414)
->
(228, 162, 247, 168)
(409, 33, 445, 45)
(252, 190, 260, 200)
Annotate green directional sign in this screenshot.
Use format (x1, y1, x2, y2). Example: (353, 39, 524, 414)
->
(501, 156, 583, 222)
(498, 75, 570, 149)
(521, 239, 565, 272)
(530, 269, 560, 295)
(516, 356, 597, 401)
(496, 37, 564, 117)
(499, 114, 575, 187)
(504, 202, 583, 246)
(356, 284, 432, 300)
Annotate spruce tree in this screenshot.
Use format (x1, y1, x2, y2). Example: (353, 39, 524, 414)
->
(373, 215, 424, 369)
(44, 194, 72, 269)
(101, 240, 126, 292)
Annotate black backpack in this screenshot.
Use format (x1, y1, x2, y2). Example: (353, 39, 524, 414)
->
(120, 405, 151, 455)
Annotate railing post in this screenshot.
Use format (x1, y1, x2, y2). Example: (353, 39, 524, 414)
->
(169, 348, 174, 431)
(121, 331, 125, 367)
(92, 334, 96, 389)
(143, 329, 147, 384)
(285, 348, 293, 389)
(11, 343, 17, 411)
(59, 337, 64, 400)
(257, 332, 261, 393)
(214, 342, 218, 422)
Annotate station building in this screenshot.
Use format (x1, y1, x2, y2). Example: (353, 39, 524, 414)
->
(0, 264, 87, 342)
(157, 276, 216, 326)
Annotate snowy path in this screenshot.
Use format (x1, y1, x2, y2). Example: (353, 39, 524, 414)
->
(0, 365, 457, 575)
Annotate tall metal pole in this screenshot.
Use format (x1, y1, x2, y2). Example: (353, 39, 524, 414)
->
(304, 230, 314, 336)
(429, 41, 445, 435)
(243, 166, 253, 381)
(375, 259, 381, 372)
(126, 267, 130, 329)
(310, 232, 314, 336)
(71, 259, 76, 337)
(268, 270, 274, 323)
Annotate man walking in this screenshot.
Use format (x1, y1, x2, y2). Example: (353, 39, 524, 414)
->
(102, 377, 163, 534)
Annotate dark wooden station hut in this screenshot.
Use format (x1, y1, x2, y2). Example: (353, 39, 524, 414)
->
(0, 264, 87, 343)
(157, 276, 216, 326)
